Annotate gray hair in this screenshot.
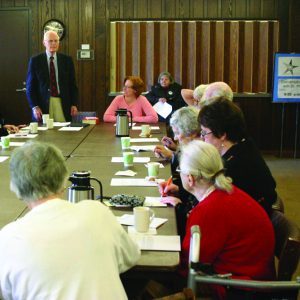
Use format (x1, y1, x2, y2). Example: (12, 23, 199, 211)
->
(200, 81, 233, 106)
(170, 106, 200, 137)
(9, 141, 68, 202)
(43, 30, 59, 41)
(180, 140, 232, 193)
(157, 71, 174, 84)
(193, 84, 208, 101)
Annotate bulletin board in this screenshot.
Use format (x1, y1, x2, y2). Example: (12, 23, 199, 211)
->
(273, 53, 300, 103)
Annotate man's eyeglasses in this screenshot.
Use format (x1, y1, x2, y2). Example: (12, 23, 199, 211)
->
(200, 130, 212, 138)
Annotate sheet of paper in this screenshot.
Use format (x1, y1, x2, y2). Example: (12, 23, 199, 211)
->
(38, 127, 48, 131)
(9, 142, 25, 147)
(130, 138, 159, 143)
(114, 123, 136, 127)
(129, 234, 181, 251)
(117, 214, 168, 228)
(131, 145, 156, 152)
(144, 197, 167, 207)
(8, 133, 38, 139)
(127, 226, 157, 235)
(111, 157, 150, 163)
(0, 156, 9, 163)
(54, 122, 70, 127)
(114, 170, 137, 176)
(21, 126, 48, 131)
(132, 126, 160, 130)
(58, 126, 82, 131)
(111, 178, 164, 187)
(153, 102, 173, 119)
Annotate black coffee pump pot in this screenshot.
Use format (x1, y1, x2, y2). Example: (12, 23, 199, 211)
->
(115, 109, 133, 137)
(68, 171, 103, 203)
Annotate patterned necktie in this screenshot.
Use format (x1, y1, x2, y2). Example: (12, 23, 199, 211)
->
(50, 56, 58, 97)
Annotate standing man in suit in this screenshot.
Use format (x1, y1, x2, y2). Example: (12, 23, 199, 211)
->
(26, 30, 78, 122)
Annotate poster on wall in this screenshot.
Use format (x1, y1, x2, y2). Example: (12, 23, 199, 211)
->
(273, 53, 300, 103)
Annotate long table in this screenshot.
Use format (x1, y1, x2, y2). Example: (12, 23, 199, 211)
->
(0, 122, 180, 271)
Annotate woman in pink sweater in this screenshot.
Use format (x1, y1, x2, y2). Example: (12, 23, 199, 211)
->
(103, 76, 158, 123)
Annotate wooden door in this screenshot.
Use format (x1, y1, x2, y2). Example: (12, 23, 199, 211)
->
(0, 8, 31, 124)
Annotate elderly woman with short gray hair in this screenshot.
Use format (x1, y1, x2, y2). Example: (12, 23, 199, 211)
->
(154, 106, 200, 161)
(0, 141, 140, 300)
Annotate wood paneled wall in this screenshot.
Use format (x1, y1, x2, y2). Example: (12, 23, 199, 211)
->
(1, 0, 300, 156)
(110, 20, 279, 92)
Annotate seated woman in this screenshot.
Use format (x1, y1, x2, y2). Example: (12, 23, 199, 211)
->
(155, 106, 200, 240)
(179, 140, 275, 300)
(103, 76, 158, 123)
(154, 106, 200, 163)
(181, 84, 208, 106)
(198, 97, 277, 215)
(145, 71, 186, 122)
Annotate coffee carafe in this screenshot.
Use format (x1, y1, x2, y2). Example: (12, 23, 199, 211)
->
(115, 109, 133, 137)
(68, 171, 103, 203)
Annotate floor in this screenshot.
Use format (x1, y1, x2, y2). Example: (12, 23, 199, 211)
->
(265, 155, 300, 296)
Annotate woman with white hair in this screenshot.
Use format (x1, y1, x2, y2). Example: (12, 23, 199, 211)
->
(0, 141, 140, 300)
(181, 84, 208, 106)
(178, 140, 275, 300)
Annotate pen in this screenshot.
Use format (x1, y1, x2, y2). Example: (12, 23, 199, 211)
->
(162, 176, 172, 197)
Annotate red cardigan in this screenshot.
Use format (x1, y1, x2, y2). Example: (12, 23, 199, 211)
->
(181, 186, 276, 299)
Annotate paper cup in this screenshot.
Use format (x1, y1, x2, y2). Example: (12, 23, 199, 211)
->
(134, 206, 155, 233)
(147, 162, 160, 177)
(29, 122, 38, 134)
(42, 114, 49, 125)
(1, 136, 10, 149)
(123, 152, 134, 167)
(46, 118, 54, 129)
(121, 136, 131, 150)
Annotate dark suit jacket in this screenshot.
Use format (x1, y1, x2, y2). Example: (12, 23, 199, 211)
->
(26, 52, 78, 121)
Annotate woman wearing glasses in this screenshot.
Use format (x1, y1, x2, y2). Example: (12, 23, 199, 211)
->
(198, 97, 277, 215)
(103, 76, 158, 123)
(178, 140, 275, 300)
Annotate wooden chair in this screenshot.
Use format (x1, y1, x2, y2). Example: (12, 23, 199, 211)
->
(188, 218, 300, 300)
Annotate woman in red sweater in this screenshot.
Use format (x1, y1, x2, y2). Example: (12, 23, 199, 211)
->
(178, 140, 275, 299)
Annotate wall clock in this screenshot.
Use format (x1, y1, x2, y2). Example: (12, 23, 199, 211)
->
(43, 19, 66, 40)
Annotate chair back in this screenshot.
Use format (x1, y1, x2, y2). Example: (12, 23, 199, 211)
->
(271, 210, 300, 280)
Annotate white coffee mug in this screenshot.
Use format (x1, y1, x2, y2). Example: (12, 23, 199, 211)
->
(134, 206, 155, 233)
(29, 122, 38, 134)
(141, 124, 151, 137)
(46, 118, 54, 129)
(42, 114, 49, 125)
